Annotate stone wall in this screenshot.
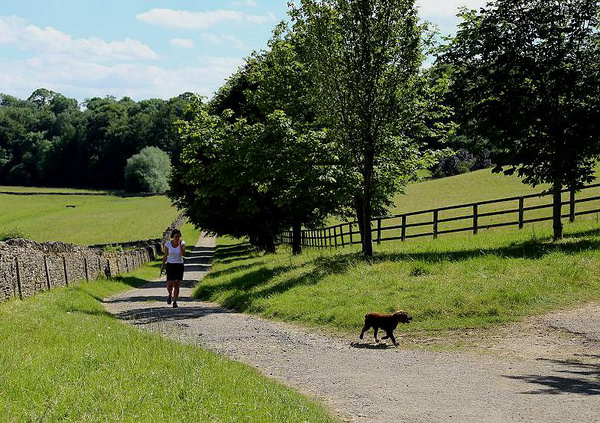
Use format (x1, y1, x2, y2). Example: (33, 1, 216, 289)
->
(0, 239, 160, 301)
(0, 213, 185, 302)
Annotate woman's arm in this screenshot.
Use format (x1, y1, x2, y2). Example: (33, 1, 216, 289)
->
(180, 240, 186, 256)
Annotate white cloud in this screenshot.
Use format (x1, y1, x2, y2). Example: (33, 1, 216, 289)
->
(200, 33, 245, 49)
(170, 38, 195, 49)
(231, 0, 258, 6)
(0, 16, 157, 61)
(0, 55, 244, 101)
(136, 8, 275, 30)
(416, 0, 487, 18)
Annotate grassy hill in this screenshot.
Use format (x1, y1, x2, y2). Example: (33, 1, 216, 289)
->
(0, 187, 181, 245)
(198, 170, 600, 340)
(200, 221, 600, 339)
(391, 168, 544, 214)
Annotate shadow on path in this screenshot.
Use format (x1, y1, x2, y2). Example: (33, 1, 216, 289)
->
(115, 305, 230, 324)
(504, 355, 600, 395)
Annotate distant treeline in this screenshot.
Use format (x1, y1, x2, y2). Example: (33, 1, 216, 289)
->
(0, 88, 194, 190)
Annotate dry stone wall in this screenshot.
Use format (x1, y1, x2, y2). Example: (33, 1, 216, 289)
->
(0, 212, 187, 303)
(0, 239, 161, 302)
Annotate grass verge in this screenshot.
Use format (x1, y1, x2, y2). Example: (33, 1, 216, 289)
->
(0, 262, 336, 422)
(196, 221, 600, 337)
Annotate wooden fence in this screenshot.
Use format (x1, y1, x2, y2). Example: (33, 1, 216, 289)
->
(280, 183, 600, 248)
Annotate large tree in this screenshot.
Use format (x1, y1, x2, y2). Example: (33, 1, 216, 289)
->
(289, 0, 428, 256)
(171, 32, 342, 254)
(441, 0, 600, 240)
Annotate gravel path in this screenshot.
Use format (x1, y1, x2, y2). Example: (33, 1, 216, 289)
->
(105, 235, 600, 423)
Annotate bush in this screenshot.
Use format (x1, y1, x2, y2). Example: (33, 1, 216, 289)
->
(124, 147, 171, 193)
(431, 149, 494, 178)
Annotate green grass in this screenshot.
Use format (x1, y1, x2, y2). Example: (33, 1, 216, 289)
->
(0, 188, 180, 244)
(198, 220, 600, 336)
(0, 263, 336, 422)
(327, 167, 600, 240)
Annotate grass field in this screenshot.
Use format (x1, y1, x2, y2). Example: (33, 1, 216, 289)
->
(324, 168, 600, 241)
(0, 262, 336, 422)
(0, 188, 180, 245)
(197, 220, 600, 337)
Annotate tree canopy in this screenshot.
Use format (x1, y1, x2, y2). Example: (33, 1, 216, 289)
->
(0, 89, 191, 191)
(441, 0, 600, 239)
(289, 0, 436, 256)
(170, 28, 342, 253)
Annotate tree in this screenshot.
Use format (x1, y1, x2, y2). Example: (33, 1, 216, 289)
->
(170, 99, 286, 253)
(290, 0, 429, 256)
(441, 0, 600, 240)
(124, 146, 171, 193)
(171, 27, 342, 255)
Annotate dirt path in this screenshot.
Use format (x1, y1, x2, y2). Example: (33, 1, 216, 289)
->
(105, 236, 600, 423)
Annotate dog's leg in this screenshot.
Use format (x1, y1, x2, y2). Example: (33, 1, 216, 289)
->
(359, 325, 369, 340)
(373, 327, 380, 343)
(387, 331, 398, 346)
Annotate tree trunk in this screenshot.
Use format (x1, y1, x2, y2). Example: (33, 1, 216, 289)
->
(354, 194, 365, 242)
(361, 154, 374, 257)
(292, 221, 302, 255)
(256, 233, 277, 254)
(263, 235, 276, 254)
(552, 178, 563, 240)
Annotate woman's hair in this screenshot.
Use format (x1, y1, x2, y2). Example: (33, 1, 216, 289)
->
(171, 229, 182, 238)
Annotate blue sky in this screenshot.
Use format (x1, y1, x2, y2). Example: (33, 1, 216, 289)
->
(0, 0, 485, 102)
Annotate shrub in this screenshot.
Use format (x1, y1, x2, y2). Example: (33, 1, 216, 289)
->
(124, 147, 171, 193)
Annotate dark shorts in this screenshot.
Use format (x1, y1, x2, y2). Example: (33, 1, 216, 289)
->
(166, 263, 184, 281)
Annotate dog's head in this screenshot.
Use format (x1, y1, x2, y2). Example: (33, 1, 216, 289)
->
(393, 310, 412, 324)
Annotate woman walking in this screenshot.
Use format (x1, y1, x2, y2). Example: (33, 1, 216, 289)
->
(162, 229, 186, 308)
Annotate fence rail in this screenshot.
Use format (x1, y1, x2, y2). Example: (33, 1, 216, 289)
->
(280, 183, 600, 248)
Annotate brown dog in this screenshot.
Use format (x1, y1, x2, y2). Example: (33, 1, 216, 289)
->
(359, 310, 412, 346)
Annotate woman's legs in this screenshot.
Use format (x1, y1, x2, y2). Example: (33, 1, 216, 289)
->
(172, 280, 180, 307)
(166, 280, 173, 304)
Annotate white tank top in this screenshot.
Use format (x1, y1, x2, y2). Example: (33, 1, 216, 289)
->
(166, 240, 185, 264)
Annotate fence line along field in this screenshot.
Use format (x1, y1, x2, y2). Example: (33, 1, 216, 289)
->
(0, 188, 180, 245)
(284, 168, 600, 248)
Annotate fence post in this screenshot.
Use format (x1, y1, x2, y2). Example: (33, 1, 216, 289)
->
(334, 226, 338, 247)
(570, 189, 575, 222)
(377, 218, 382, 245)
(340, 224, 345, 246)
(15, 257, 23, 300)
(401, 215, 407, 241)
(349, 223, 354, 244)
(518, 197, 524, 229)
(62, 256, 69, 286)
(84, 257, 89, 281)
(473, 203, 479, 235)
(44, 256, 51, 291)
(433, 210, 439, 239)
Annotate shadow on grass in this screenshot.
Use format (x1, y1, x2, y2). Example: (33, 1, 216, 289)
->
(214, 243, 256, 260)
(319, 233, 600, 269)
(208, 262, 266, 279)
(195, 231, 600, 314)
(504, 356, 600, 395)
(114, 275, 151, 289)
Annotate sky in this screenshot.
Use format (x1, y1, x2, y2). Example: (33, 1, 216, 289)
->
(0, 0, 486, 103)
